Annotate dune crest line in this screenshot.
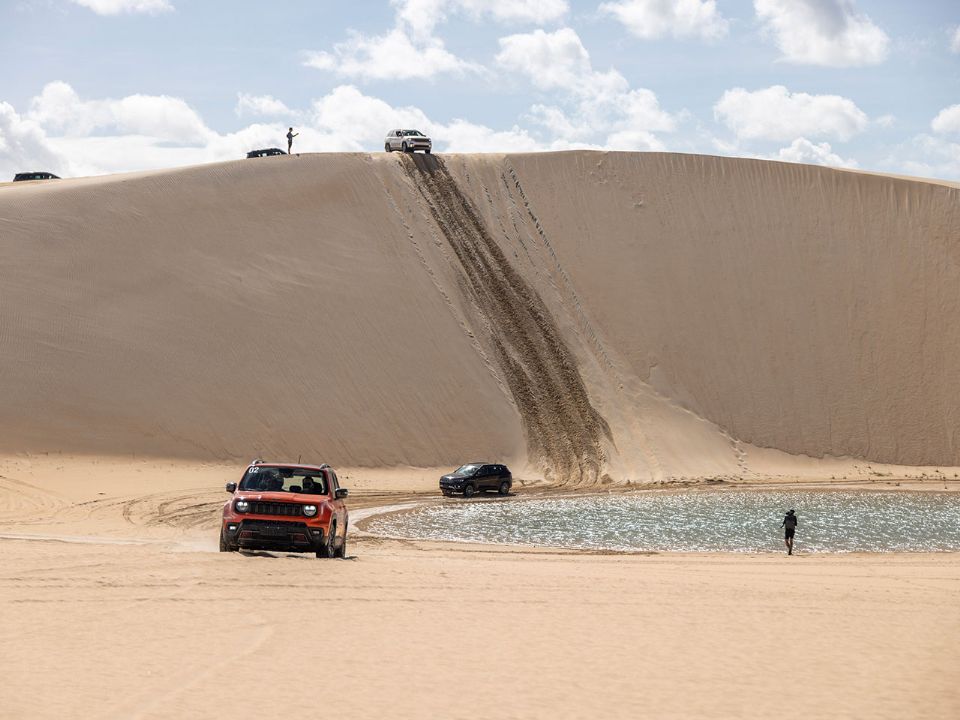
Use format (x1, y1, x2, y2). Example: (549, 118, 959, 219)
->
(401, 154, 611, 484)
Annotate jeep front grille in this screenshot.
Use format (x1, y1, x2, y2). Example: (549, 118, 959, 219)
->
(248, 501, 303, 517)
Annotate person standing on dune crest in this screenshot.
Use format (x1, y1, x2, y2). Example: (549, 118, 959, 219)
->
(287, 127, 299, 154)
(781, 509, 798, 555)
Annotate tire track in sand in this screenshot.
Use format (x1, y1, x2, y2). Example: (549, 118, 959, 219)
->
(43, 489, 223, 535)
(0, 474, 70, 525)
(401, 154, 610, 484)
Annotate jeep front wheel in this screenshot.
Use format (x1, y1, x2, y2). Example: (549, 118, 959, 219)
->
(316, 525, 334, 558)
(463, 484, 476, 498)
(219, 528, 235, 552)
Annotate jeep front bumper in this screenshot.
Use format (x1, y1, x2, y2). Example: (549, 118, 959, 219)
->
(228, 520, 324, 550)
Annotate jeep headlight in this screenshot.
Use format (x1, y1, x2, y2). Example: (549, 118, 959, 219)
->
(235, 499, 250, 513)
(303, 504, 318, 517)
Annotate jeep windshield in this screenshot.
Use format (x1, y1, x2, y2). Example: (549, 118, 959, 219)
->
(239, 467, 328, 494)
(452, 464, 482, 476)
(402, 130, 423, 136)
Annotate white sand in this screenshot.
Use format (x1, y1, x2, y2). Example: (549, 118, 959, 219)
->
(0, 455, 958, 720)
(2, 151, 960, 717)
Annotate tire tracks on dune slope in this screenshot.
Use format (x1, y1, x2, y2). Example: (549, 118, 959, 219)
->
(496, 161, 668, 481)
(401, 154, 611, 484)
(440, 156, 669, 482)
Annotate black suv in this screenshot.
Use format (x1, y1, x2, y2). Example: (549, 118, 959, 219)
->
(246, 148, 286, 158)
(13, 172, 60, 181)
(440, 463, 512, 498)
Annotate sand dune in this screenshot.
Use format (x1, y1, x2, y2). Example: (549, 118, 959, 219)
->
(1, 151, 958, 481)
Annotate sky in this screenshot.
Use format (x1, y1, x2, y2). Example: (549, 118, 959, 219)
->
(1, 0, 958, 179)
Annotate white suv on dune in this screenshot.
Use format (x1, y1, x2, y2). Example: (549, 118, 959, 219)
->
(385, 129, 432, 154)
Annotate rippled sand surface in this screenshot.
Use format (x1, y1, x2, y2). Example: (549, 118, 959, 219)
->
(367, 491, 960, 553)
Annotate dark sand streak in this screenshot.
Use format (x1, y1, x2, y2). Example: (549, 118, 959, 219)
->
(402, 154, 610, 484)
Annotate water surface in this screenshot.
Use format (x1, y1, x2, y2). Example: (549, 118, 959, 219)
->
(365, 490, 960, 553)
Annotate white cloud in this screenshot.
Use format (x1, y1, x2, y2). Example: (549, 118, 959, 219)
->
(439, 119, 543, 153)
(714, 85, 868, 142)
(307, 85, 548, 153)
(882, 134, 960, 181)
(496, 27, 678, 148)
(773, 137, 858, 168)
(308, 85, 432, 151)
(600, 0, 729, 41)
(70, 0, 173, 15)
(28, 81, 212, 144)
(110, 95, 211, 143)
(395, 0, 568, 35)
(6, 81, 230, 176)
(952, 26, 960, 54)
(4, 81, 582, 176)
(932, 105, 960, 135)
(304, 0, 565, 81)
(235, 93, 293, 118)
(875, 114, 895, 129)
(527, 104, 585, 138)
(0, 102, 64, 180)
(754, 0, 889, 66)
(603, 128, 666, 151)
(614, 87, 678, 132)
(466, 0, 567, 24)
(496, 28, 592, 90)
(302, 28, 480, 80)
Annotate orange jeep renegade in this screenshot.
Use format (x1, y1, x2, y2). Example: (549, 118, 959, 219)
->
(220, 461, 349, 558)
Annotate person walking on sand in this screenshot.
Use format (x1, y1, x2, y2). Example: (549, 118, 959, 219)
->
(781, 509, 798, 555)
(287, 127, 299, 154)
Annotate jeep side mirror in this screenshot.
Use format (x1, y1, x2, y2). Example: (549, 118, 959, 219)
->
(335, 488, 349, 499)
(225, 482, 237, 493)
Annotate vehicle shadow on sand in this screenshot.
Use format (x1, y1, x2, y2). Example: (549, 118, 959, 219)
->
(239, 551, 358, 561)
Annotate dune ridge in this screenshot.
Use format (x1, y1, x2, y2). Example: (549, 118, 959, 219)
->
(1, 151, 958, 481)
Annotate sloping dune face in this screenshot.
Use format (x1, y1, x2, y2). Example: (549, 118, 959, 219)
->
(0, 156, 526, 467)
(1, 152, 958, 480)
(474, 153, 960, 467)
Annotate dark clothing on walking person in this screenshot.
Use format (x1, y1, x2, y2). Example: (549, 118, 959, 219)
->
(287, 127, 299, 154)
(781, 509, 798, 555)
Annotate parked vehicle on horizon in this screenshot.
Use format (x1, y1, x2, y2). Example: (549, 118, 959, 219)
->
(246, 148, 286, 158)
(13, 172, 60, 182)
(440, 463, 512, 498)
(220, 460, 349, 558)
(384, 129, 432, 154)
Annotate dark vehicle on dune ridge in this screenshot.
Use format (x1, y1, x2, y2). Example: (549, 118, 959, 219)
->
(246, 148, 286, 158)
(13, 172, 60, 182)
(440, 463, 512, 498)
(220, 461, 349, 558)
